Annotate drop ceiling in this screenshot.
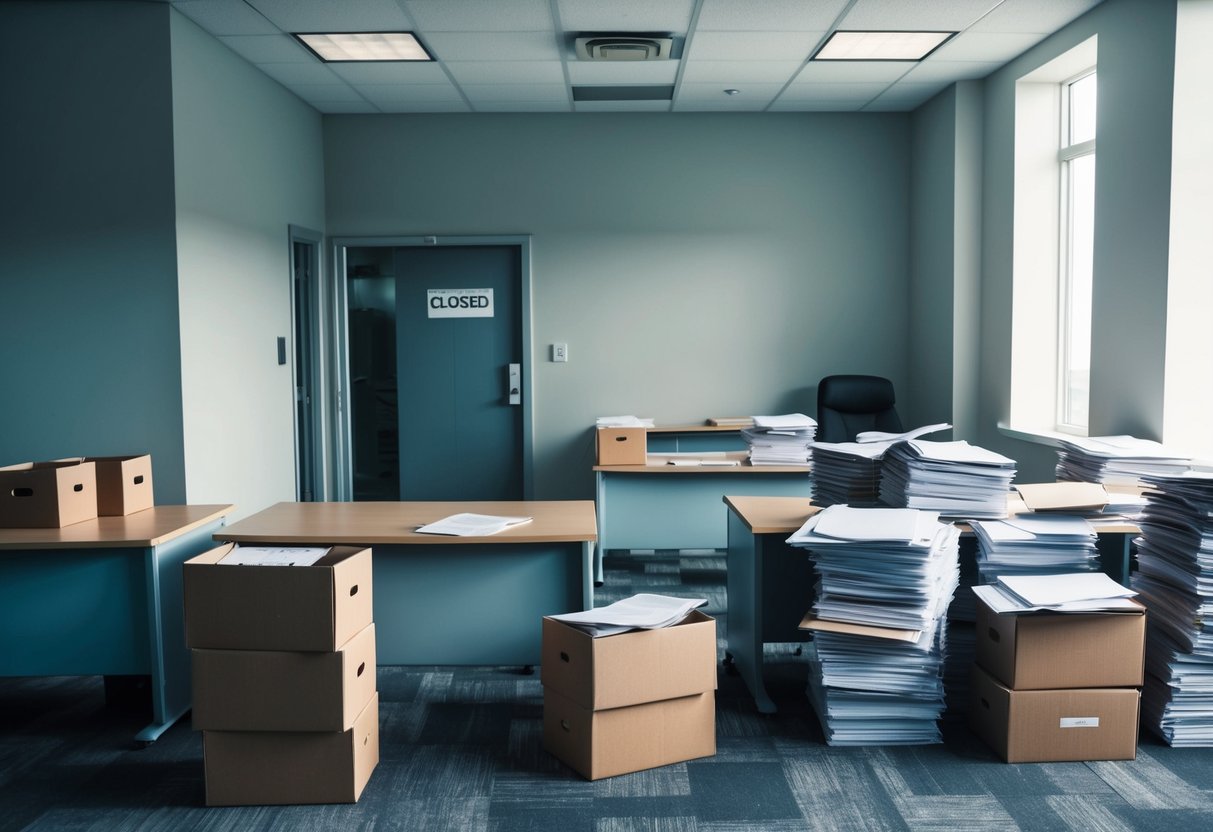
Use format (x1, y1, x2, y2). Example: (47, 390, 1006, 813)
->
(169, 0, 1104, 114)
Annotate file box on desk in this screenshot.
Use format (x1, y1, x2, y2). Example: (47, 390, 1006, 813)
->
(541, 611, 717, 779)
(969, 665, 1139, 763)
(0, 459, 97, 528)
(87, 454, 153, 516)
(203, 692, 380, 806)
(596, 427, 647, 466)
(192, 623, 377, 732)
(184, 543, 373, 652)
(974, 597, 1146, 690)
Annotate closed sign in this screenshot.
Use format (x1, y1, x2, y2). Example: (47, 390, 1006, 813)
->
(427, 288, 494, 318)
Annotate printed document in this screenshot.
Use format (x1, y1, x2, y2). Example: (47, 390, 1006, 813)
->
(549, 593, 707, 637)
(415, 513, 533, 536)
(219, 546, 330, 567)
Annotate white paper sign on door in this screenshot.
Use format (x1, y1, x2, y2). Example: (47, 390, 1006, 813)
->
(427, 288, 494, 318)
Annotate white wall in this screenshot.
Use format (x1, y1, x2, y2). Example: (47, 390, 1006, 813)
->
(324, 113, 912, 498)
(170, 10, 326, 518)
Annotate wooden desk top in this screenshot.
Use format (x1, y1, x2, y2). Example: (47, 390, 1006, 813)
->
(215, 501, 598, 545)
(595, 452, 811, 474)
(0, 505, 234, 550)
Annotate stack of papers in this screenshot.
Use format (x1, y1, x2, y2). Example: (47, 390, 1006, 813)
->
(596, 415, 654, 428)
(787, 505, 960, 746)
(879, 440, 1017, 519)
(1131, 472, 1213, 745)
(415, 513, 532, 536)
(972, 572, 1139, 614)
(1056, 435, 1191, 486)
(810, 424, 950, 508)
(970, 514, 1100, 584)
(742, 414, 817, 465)
(548, 593, 706, 638)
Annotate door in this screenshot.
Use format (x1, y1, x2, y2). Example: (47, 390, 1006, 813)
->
(290, 229, 321, 501)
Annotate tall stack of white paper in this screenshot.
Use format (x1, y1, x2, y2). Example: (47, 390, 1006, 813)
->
(787, 505, 960, 745)
(742, 414, 817, 466)
(808, 441, 885, 507)
(970, 514, 1099, 584)
(879, 440, 1017, 519)
(1131, 472, 1213, 746)
(1056, 435, 1191, 486)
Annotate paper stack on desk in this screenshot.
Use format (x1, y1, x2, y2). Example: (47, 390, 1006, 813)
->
(970, 514, 1099, 584)
(879, 439, 1017, 519)
(788, 505, 960, 745)
(810, 424, 951, 508)
(1131, 472, 1213, 746)
(971, 572, 1139, 614)
(1055, 435, 1191, 486)
(548, 593, 707, 638)
(742, 414, 816, 465)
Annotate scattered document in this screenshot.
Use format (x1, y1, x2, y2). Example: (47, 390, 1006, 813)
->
(665, 458, 740, 467)
(855, 423, 951, 444)
(549, 593, 707, 637)
(415, 513, 532, 536)
(219, 546, 330, 567)
(973, 572, 1139, 614)
(752, 413, 817, 430)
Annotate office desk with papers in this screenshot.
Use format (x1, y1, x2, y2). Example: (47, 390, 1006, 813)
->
(214, 501, 597, 666)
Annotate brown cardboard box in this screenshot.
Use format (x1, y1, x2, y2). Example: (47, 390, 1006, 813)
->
(596, 427, 647, 465)
(184, 543, 373, 652)
(541, 611, 717, 710)
(203, 692, 379, 806)
(543, 688, 715, 780)
(192, 623, 377, 732)
(88, 454, 153, 516)
(969, 664, 1139, 763)
(0, 459, 97, 528)
(975, 597, 1145, 689)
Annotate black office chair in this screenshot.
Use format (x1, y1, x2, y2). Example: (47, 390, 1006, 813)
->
(816, 375, 903, 443)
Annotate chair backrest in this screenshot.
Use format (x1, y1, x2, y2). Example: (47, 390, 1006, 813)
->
(816, 375, 903, 443)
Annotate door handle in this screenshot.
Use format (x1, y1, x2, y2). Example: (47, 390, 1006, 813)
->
(508, 363, 521, 405)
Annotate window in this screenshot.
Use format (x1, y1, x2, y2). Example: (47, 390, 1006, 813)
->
(1057, 71, 1096, 431)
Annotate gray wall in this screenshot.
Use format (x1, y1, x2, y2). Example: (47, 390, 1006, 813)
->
(976, 0, 1178, 480)
(324, 113, 912, 498)
(0, 1, 187, 501)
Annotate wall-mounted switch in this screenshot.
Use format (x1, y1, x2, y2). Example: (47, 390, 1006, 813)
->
(277, 336, 287, 366)
(552, 343, 568, 363)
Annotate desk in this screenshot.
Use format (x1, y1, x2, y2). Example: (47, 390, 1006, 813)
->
(594, 452, 811, 574)
(0, 505, 233, 743)
(645, 423, 747, 453)
(723, 495, 1140, 714)
(214, 501, 597, 666)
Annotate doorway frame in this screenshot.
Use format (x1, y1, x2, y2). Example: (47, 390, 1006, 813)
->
(327, 234, 535, 502)
(289, 224, 325, 502)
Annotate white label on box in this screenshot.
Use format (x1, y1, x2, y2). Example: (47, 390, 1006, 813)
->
(1060, 717, 1100, 728)
(427, 288, 494, 318)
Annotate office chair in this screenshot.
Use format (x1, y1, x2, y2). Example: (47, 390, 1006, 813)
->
(816, 375, 903, 443)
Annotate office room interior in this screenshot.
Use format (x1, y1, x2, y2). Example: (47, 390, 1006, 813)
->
(3, 0, 1213, 829)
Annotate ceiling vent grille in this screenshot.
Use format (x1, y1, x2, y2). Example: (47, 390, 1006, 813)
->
(575, 35, 673, 61)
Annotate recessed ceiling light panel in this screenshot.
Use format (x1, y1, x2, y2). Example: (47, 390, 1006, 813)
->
(813, 30, 954, 62)
(294, 32, 433, 62)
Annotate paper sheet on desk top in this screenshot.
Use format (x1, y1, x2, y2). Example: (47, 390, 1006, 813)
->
(219, 546, 330, 567)
(549, 594, 706, 637)
(752, 413, 817, 431)
(415, 513, 532, 536)
(596, 415, 654, 428)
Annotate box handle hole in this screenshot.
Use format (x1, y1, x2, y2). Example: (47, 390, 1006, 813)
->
(133, 475, 145, 485)
(560, 651, 570, 663)
(11, 488, 33, 497)
(560, 719, 570, 732)
(615, 436, 627, 442)
(350, 585, 358, 596)
(73, 484, 84, 492)
(357, 662, 365, 677)
(987, 628, 1000, 642)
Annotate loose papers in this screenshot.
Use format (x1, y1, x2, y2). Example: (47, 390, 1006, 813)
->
(548, 593, 707, 637)
(880, 439, 1017, 519)
(972, 572, 1139, 614)
(218, 546, 330, 567)
(415, 513, 532, 536)
(595, 415, 655, 428)
(810, 424, 950, 508)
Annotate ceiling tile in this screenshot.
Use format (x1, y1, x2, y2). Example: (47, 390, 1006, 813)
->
(557, 0, 695, 33)
(377, 101, 473, 113)
(900, 59, 1003, 83)
(970, 0, 1103, 34)
(566, 60, 679, 84)
(680, 60, 802, 84)
(769, 99, 867, 111)
(171, 0, 281, 36)
(777, 82, 889, 102)
(255, 62, 347, 86)
(244, 0, 413, 32)
(424, 31, 562, 61)
(794, 60, 915, 83)
(839, 0, 1002, 31)
(445, 61, 566, 85)
(218, 35, 313, 64)
(462, 84, 570, 104)
(696, 0, 851, 32)
(311, 101, 380, 114)
(284, 83, 366, 104)
(475, 101, 571, 112)
(360, 84, 466, 104)
(572, 100, 672, 112)
(930, 31, 1046, 62)
(687, 31, 819, 62)
(675, 82, 783, 102)
(673, 97, 773, 112)
(403, 0, 554, 32)
(865, 81, 950, 110)
(328, 62, 451, 84)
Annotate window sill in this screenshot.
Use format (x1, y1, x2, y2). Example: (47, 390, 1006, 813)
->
(996, 423, 1079, 448)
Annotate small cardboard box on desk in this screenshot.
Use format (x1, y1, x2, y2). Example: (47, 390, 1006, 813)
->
(969, 595, 1145, 763)
(0, 459, 97, 528)
(183, 542, 379, 806)
(87, 454, 154, 516)
(541, 610, 717, 780)
(596, 427, 647, 466)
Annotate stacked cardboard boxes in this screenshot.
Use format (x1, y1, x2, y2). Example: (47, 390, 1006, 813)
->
(969, 596, 1146, 762)
(0, 454, 154, 528)
(541, 610, 717, 779)
(183, 542, 379, 806)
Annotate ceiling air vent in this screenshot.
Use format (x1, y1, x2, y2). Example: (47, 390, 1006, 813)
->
(575, 35, 673, 61)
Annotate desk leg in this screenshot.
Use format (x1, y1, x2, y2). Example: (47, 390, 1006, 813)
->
(726, 513, 776, 714)
(582, 541, 595, 610)
(594, 472, 606, 584)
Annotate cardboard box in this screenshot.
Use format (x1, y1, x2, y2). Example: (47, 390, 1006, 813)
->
(88, 454, 153, 516)
(969, 665, 1139, 763)
(541, 611, 717, 710)
(596, 427, 647, 466)
(0, 459, 97, 528)
(975, 597, 1145, 690)
(203, 692, 379, 806)
(192, 623, 377, 732)
(184, 543, 373, 652)
(543, 688, 715, 780)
